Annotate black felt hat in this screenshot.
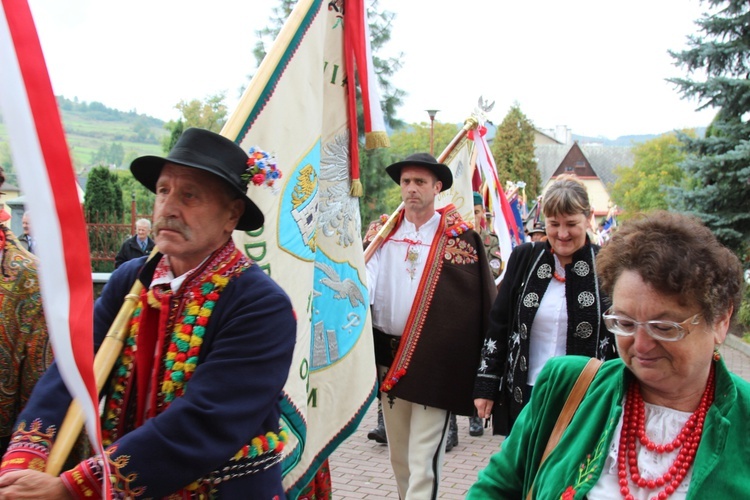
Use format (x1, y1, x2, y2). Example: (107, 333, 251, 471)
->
(385, 152, 453, 192)
(130, 128, 264, 231)
(527, 221, 546, 235)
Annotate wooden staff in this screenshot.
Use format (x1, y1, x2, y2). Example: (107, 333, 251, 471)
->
(364, 116, 479, 263)
(45, 250, 159, 476)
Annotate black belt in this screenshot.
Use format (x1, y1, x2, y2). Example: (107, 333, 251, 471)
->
(373, 327, 401, 367)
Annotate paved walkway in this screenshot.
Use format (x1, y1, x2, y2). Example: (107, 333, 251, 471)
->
(327, 335, 750, 498)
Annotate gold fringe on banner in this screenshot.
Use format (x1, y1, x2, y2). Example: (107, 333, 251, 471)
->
(365, 130, 390, 150)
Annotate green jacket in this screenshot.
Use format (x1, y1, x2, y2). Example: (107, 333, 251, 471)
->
(479, 229, 502, 279)
(468, 356, 750, 499)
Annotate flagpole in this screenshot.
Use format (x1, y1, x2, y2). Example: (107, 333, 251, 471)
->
(221, 0, 316, 140)
(45, 251, 158, 476)
(364, 117, 478, 263)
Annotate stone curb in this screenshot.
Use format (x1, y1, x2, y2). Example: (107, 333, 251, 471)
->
(725, 333, 750, 357)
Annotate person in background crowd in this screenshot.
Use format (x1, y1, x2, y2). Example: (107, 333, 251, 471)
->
(474, 192, 503, 280)
(0, 169, 51, 456)
(444, 192, 504, 445)
(17, 212, 34, 254)
(0, 128, 297, 498)
(364, 153, 495, 498)
(474, 174, 617, 437)
(526, 220, 546, 242)
(468, 210, 750, 498)
(114, 218, 155, 268)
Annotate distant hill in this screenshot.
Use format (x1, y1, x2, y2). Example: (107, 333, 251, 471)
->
(481, 122, 706, 147)
(0, 96, 168, 177)
(572, 128, 706, 147)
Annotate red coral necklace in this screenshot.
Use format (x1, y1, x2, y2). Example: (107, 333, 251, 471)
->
(617, 365, 715, 500)
(550, 248, 566, 283)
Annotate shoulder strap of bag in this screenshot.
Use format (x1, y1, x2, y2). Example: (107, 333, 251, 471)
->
(525, 357, 603, 500)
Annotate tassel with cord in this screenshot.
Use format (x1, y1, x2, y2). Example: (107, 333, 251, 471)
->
(349, 178, 364, 197)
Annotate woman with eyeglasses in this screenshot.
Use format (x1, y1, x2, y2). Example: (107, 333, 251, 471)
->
(473, 174, 618, 437)
(468, 210, 749, 499)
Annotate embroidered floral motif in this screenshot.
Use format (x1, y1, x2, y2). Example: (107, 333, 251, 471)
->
(566, 420, 612, 496)
(561, 485, 576, 499)
(443, 238, 478, 264)
(106, 445, 148, 497)
(8, 419, 55, 451)
(2, 419, 56, 472)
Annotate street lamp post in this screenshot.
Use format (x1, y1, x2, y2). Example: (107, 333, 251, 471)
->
(426, 109, 439, 156)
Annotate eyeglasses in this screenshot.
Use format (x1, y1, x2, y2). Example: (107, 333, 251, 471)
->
(602, 307, 701, 342)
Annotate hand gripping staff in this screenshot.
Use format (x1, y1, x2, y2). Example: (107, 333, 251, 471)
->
(45, 248, 161, 476)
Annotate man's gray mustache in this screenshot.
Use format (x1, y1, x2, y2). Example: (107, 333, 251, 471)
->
(153, 219, 191, 239)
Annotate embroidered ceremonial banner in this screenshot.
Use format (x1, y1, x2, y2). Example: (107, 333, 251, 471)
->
(0, 0, 109, 494)
(221, 0, 382, 496)
(472, 127, 516, 281)
(435, 134, 474, 224)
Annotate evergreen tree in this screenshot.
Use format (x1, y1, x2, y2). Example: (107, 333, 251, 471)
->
(84, 165, 124, 223)
(610, 132, 693, 219)
(252, 0, 297, 67)
(667, 0, 750, 257)
(114, 169, 155, 221)
(162, 119, 184, 154)
(491, 104, 542, 199)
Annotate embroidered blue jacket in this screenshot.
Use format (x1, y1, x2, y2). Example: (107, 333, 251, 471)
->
(6, 254, 296, 498)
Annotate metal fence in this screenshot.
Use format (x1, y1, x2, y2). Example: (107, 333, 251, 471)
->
(87, 202, 150, 272)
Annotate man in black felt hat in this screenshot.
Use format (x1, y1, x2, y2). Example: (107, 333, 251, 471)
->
(0, 128, 296, 498)
(526, 220, 547, 242)
(363, 153, 496, 499)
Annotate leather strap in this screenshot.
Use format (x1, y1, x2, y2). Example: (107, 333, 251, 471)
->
(525, 357, 603, 500)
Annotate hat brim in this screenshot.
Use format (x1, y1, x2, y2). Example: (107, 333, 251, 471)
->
(130, 155, 264, 231)
(385, 159, 453, 192)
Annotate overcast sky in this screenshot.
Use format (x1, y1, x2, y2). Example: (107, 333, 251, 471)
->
(28, 0, 717, 140)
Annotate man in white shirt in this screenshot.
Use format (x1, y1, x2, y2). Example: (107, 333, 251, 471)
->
(364, 153, 496, 499)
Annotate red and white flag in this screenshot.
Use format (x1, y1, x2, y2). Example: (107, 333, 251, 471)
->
(0, 0, 109, 494)
(471, 125, 517, 281)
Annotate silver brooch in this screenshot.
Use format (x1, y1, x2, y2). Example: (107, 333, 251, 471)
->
(523, 293, 540, 308)
(578, 291, 595, 308)
(575, 321, 594, 338)
(573, 261, 590, 277)
(537, 263, 552, 279)
(520, 323, 528, 339)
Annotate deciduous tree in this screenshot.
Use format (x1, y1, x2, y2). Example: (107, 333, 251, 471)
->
(610, 132, 693, 219)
